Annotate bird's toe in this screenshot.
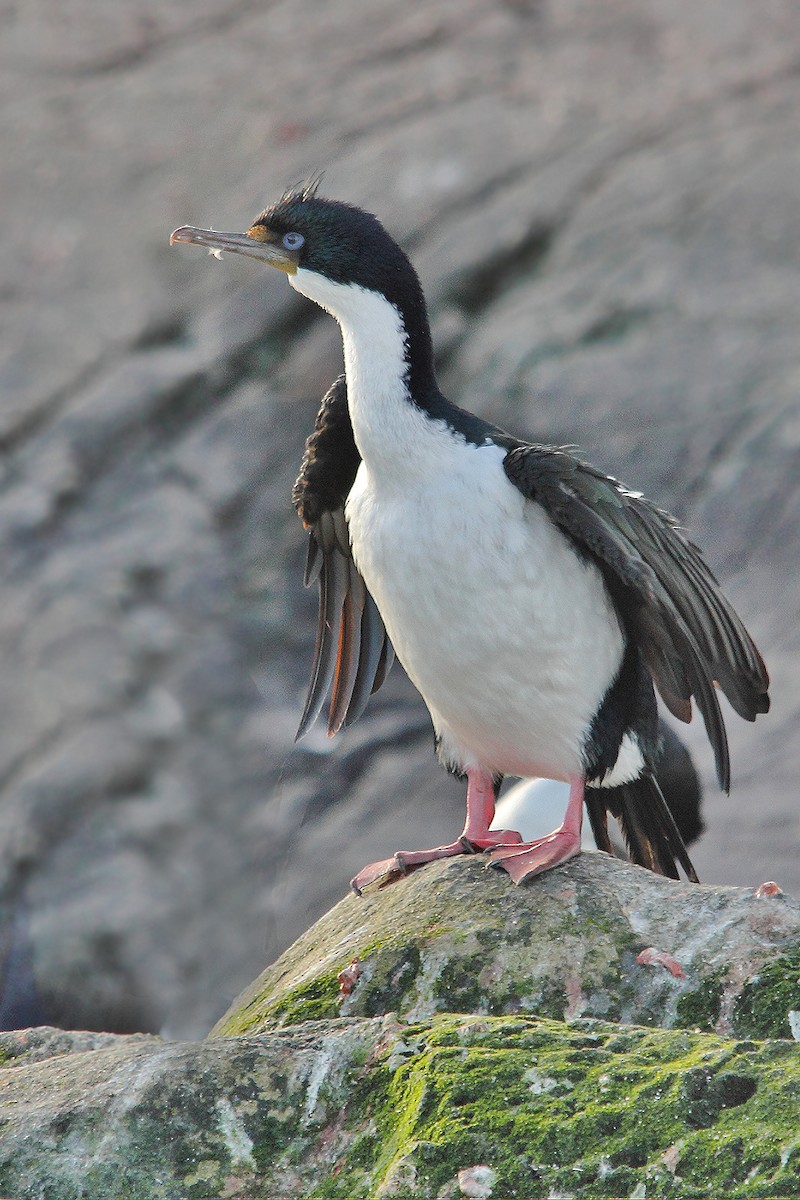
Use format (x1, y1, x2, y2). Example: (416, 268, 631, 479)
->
(488, 830, 581, 884)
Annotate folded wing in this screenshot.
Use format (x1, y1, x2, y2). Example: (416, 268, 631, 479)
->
(503, 444, 769, 792)
(292, 376, 394, 740)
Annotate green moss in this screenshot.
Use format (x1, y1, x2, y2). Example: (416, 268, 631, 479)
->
(316, 1014, 800, 1198)
(359, 942, 423, 1017)
(221, 969, 344, 1033)
(732, 945, 800, 1038)
(433, 951, 500, 1014)
(1, 1014, 797, 1198)
(676, 968, 726, 1031)
(271, 972, 346, 1025)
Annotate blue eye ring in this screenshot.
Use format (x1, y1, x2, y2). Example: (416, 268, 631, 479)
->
(282, 231, 305, 251)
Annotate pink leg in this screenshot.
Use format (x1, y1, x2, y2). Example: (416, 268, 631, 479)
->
(461, 768, 524, 850)
(350, 766, 523, 894)
(488, 774, 584, 884)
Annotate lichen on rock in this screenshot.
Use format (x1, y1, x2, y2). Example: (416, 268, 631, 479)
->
(1, 858, 799, 1197)
(0, 1011, 799, 1198)
(214, 855, 800, 1042)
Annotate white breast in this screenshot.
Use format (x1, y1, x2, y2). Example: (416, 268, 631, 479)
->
(346, 439, 625, 780)
(289, 268, 627, 782)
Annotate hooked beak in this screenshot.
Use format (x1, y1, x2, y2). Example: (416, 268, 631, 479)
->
(169, 224, 298, 274)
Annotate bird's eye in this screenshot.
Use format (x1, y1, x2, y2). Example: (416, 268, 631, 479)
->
(282, 231, 305, 251)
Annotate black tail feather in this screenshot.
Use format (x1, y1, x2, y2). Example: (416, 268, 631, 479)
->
(585, 798, 614, 857)
(587, 774, 699, 882)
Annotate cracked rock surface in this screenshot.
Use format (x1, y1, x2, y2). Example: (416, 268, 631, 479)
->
(1, 0, 799, 1036)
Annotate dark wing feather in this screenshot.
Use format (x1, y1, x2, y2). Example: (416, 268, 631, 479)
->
(503, 445, 769, 792)
(587, 774, 699, 881)
(292, 376, 394, 740)
(585, 718, 703, 879)
(344, 590, 390, 727)
(294, 518, 349, 740)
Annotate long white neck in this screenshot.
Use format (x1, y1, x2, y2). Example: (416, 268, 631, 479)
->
(290, 267, 434, 479)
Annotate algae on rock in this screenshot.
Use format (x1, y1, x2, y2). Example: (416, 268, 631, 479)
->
(215, 854, 800, 1042)
(1, 856, 799, 1198)
(0, 1014, 799, 1198)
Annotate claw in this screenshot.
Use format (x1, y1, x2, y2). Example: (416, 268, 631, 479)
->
(350, 856, 403, 894)
(463, 828, 523, 851)
(350, 840, 472, 894)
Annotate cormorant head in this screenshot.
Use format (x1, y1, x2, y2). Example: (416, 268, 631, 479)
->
(171, 183, 426, 331)
(172, 183, 438, 393)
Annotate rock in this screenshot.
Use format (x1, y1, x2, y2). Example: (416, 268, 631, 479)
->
(215, 855, 800, 1040)
(1, 859, 800, 1198)
(1, 1, 799, 1038)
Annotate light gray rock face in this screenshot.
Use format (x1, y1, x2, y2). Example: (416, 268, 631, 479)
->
(0, 1, 799, 1036)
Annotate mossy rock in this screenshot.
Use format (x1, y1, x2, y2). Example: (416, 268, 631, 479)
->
(0, 1015, 798, 1198)
(214, 854, 800, 1040)
(2, 858, 799, 1197)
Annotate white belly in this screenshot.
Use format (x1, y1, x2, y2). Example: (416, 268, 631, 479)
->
(345, 439, 625, 781)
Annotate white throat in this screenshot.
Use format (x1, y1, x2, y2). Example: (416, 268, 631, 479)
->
(289, 267, 423, 473)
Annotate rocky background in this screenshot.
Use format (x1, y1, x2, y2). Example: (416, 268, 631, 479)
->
(1, 0, 798, 1039)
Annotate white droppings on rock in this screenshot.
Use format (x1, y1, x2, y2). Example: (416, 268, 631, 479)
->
(780, 1141, 800, 1168)
(214, 1097, 255, 1170)
(789, 1010, 800, 1041)
(597, 1155, 612, 1179)
(458, 1163, 497, 1198)
(523, 1066, 560, 1095)
(296, 1028, 365, 1124)
(302, 1035, 340, 1121)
